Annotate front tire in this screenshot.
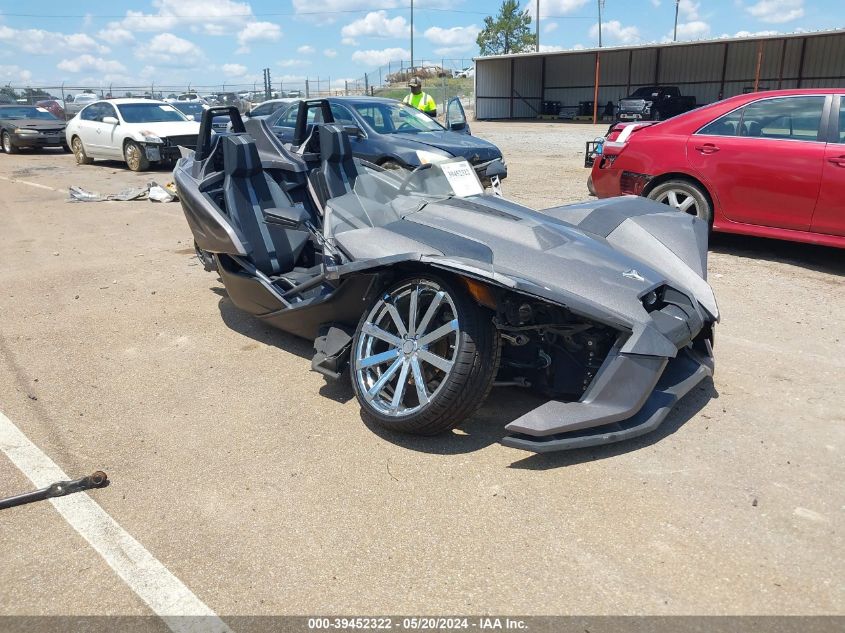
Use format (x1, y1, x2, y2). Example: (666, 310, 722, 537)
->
(2, 131, 19, 154)
(646, 179, 712, 224)
(124, 140, 150, 172)
(71, 136, 93, 165)
(351, 275, 499, 435)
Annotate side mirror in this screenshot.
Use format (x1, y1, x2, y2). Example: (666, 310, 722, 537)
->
(102, 116, 118, 125)
(485, 159, 506, 180)
(342, 125, 363, 138)
(449, 121, 467, 132)
(264, 205, 310, 229)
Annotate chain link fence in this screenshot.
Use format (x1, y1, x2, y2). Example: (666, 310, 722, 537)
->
(2, 58, 476, 121)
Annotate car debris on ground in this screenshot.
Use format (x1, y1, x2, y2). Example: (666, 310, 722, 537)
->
(67, 181, 178, 203)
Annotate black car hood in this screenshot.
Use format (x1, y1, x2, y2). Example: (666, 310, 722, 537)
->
(2, 118, 65, 129)
(387, 131, 501, 163)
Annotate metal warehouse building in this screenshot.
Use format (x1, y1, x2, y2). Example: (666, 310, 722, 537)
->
(474, 28, 845, 120)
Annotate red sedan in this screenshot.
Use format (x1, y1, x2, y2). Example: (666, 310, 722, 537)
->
(591, 89, 845, 249)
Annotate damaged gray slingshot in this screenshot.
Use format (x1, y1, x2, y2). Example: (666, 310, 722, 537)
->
(174, 102, 718, 453)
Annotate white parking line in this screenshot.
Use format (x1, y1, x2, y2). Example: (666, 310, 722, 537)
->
(0, 175, 57, 191)
(0, 410, 232, 633)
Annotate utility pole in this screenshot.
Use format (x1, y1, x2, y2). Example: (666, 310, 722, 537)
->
(598, 0, 605, 48)
(410, 0, 414, 72)
(673, 0, 680, 42)
(536, 0, 540, 52)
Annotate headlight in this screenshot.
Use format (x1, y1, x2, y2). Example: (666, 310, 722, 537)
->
(415, 149, 450, 165)
(139, 130, 163, 143)
(14, 128, 39, 135)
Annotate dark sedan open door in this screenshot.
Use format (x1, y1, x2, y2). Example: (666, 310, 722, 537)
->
(445, 97, 471, 135)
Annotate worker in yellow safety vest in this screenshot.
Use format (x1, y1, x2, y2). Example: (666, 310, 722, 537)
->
(403, 77, 437, 117)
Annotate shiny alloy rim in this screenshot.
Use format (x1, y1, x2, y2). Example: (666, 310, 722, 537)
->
(354, 280, 460, 417)
(125, 143, 140, 170)
(72, 138, 84, 161)
(654, 188, 699, 216)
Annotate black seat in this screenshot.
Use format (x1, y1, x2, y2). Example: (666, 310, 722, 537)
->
(221, 134, 309, 276)
(319, 124, 360, 200)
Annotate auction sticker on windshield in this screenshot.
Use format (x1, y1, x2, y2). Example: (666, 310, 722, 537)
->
(441, 160, 483, 198)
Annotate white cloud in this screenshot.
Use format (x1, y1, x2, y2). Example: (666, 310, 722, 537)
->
(0, 64, 32, 83)
(278, 59, 310, 67)
(674, 20, 711, 39)
(539, 44, 564, 52)
(341, 37, 358, 46)
(732, 29, 780, 37)
(57, 55, 127, 75)
(679, 0, 702, 20)
(117, 0, 253, 34)
(651, 0, 662, 6)
(341, 11, 410, 45)
(424, 25, 480, 50)
(98, 25, 135, 45)
(236, 21, 282, 53)
(221, 63, 248, 77)
(527, 0, 589, 18)
(292, 0, 442, 23)
(0, 26, 110, 55)
(351, 47, 410, 67)
(136, 33, 204, 65)
(297, 45, 315, 55)
(324, 49, 338, 57)
(543, 22, 559, 34)
(747, 0, 804, 23)
(589, 21, 641, 45)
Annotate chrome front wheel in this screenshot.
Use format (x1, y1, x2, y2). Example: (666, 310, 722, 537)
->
(351, 275, 499, 435)
(355, 280, 459, 418)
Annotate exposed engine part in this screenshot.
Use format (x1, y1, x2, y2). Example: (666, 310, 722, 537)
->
(495, 296, 617, 400)
(501, 332, 530, 346)
(493, 377, 532, 388)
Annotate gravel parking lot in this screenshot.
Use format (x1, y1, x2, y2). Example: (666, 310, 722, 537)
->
(0, 121, 843, 621)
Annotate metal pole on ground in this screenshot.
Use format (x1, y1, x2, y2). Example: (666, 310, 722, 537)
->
(753, 41, 763, 92)
(410, 0, 414, 71)
(673, 0, 680, 42)
(536, 0, 540, 52)
(598, 0, 603, 47)
(592, 52, 601, 124)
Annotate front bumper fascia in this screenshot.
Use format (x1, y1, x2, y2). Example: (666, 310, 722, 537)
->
(501, 345, 713, 452)
(11, 132, 66, 148)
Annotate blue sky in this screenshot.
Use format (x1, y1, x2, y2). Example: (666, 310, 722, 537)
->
(0, 1, 842, 90)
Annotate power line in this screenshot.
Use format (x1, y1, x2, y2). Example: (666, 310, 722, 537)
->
(0, 8, 594, 20)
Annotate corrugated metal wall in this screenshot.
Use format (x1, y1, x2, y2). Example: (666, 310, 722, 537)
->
(475, 30, 845, 119)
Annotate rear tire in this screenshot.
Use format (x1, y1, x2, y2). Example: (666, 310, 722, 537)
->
(351, 274, 499, 435)
(2, 131, 19, 154)
(124, 140, 150, 172)
(646, 179, 712, 224)
(71, 136, 93, 165)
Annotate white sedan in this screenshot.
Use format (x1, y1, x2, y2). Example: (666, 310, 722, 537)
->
(65, 98, 201, 171)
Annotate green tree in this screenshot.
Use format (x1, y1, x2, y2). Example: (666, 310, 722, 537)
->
(476, 0, 537, 56)
(1, 85, 17, 101)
